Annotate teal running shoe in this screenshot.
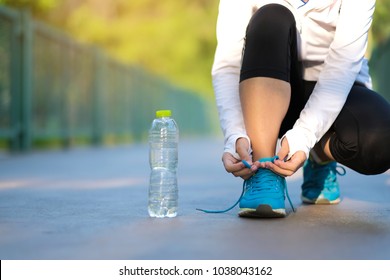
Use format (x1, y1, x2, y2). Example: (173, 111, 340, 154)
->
(239, 158, 287, 218)
(196, 156, 294, 218)
(301, 158, 346, 204)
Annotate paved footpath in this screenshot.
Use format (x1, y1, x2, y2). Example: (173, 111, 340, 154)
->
(0, 138, 389, 260)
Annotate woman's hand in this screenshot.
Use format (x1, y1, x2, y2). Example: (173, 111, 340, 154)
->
(222, 137, 256, 180)
(262, 138, 306, 177)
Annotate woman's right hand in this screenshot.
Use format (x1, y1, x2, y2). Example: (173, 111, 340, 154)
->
(222, 137, 256, 180)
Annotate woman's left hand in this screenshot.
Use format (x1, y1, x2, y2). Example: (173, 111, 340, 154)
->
(261, 138, 307, 177)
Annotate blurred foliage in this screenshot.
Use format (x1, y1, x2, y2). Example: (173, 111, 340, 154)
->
(0, 0, 58, 13)
(0, 0, 219, 99)
(372, 0, 390, 46)
(1, 0, 389, 99)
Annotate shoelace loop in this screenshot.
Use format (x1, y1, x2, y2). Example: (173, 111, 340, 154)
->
(336, 165, 347, 176)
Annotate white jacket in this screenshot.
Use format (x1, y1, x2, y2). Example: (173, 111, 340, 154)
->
(212, 0, 375, 159)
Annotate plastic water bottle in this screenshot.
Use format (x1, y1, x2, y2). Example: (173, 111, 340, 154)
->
(148, 110, 179, 218)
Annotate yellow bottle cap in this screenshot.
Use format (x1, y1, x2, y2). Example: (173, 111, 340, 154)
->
(156, 110, 172, 118)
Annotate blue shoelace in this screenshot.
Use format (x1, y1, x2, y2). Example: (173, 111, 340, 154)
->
(196, 156, 295, 213)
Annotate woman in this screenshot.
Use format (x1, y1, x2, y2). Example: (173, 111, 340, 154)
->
(210, 0, 390, 218)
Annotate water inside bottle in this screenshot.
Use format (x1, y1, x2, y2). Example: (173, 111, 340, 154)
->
(148, 167, 178, 218)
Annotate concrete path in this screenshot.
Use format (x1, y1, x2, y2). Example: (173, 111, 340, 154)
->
(0, 138, 389, 260)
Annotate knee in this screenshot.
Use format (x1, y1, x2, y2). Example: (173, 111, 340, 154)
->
(246, 4, 295, 39)
(332, 129, 390, 175)
(331, 86, 390, 175)
(353, 93, 390, 175)
(358, 129, 390, 175)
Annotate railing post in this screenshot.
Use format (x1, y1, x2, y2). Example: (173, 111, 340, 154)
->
(19, 9, 33, 151)
(7, 8, 21, 151)
(91, 47, 104, 145)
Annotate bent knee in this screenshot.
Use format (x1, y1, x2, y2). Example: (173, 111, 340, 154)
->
(246, 4, 295, 38)
(331, 129, 390, 175)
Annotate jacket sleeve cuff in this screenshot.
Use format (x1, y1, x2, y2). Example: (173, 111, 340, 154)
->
(224, 134, 252, 160)
(282, 128, 316, 160)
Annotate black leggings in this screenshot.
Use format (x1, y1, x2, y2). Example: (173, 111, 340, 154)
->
(240, 4, 390, 175)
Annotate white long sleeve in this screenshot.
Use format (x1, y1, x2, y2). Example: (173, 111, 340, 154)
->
(212, 0, 254, 158)
(283, 0, 375, 159)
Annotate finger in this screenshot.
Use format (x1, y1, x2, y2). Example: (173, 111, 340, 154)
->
(275, 152, 306, 171)
(252, 161, 264, 170)
(264, 162, 294, 177)
(272, 157, 304, 176)
(241, 173, 254, 180)
(224, 161, 246, 173)
(222, 151, 255, 179)
(242, 159, 259, 173)
(222, 153, 241, 173)
(273, 159, 297, 172)
(232, 168, 254, 179)
(237, 152, 253, 169)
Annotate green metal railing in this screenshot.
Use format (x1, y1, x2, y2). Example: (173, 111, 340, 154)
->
(0, 5, 214, 151)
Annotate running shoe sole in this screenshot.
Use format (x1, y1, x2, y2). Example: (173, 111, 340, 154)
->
(238, 205, 286, 218)
(301, 195, 341, 205)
